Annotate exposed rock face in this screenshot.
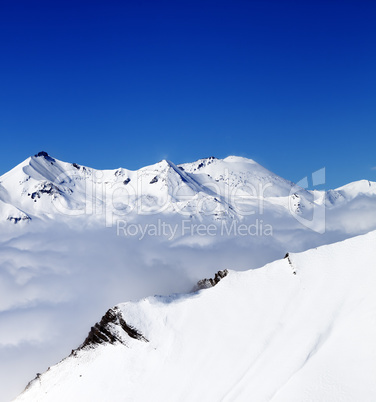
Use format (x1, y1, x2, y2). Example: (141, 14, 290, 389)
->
(27, 182, 62, 201)
(34, 151, 49, 158)
(34, 151, 56, 163)
(7, 214, 31, 224)
(284, 252, 296, 275)
(79, 307, 148, 349)
(194, 269, 229, 291)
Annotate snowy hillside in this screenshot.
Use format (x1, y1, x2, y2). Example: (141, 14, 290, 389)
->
(15, 231, 376, 402)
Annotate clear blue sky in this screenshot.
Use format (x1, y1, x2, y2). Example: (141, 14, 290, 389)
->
(0, 0, 375, 189)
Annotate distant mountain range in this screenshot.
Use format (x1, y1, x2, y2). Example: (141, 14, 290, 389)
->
(1, 151, 375, 234)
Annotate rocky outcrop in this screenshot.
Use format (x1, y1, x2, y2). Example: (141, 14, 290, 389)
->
(194, 269, 229, 291)
(79, 307, 148, 349)
(7, 214, 31, 224)
(27, 182, 62, 201)
(34, 151, 56, 163)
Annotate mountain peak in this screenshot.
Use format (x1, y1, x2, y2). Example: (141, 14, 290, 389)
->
(34, 151, 49, 158)
(33, 151, 56, 163)
(222, 155, 257, 164)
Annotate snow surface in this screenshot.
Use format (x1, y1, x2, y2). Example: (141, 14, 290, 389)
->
(15, 231, 376, 402)
(1, 153, 376, 401)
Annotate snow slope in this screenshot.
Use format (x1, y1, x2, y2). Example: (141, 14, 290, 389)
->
(15, 231, 376, 402)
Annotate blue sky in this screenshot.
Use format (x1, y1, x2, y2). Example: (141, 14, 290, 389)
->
(0, 0, 375, 189)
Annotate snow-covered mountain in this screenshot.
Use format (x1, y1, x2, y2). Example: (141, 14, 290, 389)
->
(1, 152, 376, 402)
(0, 152, 298, 224)
(179, 155, 298, 197)
(1, 151, 375, 233)
(15, 231, 376, 402)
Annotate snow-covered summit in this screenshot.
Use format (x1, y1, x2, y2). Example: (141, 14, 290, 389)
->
(180, 154, 296, 197)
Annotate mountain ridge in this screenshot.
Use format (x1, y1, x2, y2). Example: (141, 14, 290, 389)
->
(1, 151, 375, 227)
(14, 230, 376, 402)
